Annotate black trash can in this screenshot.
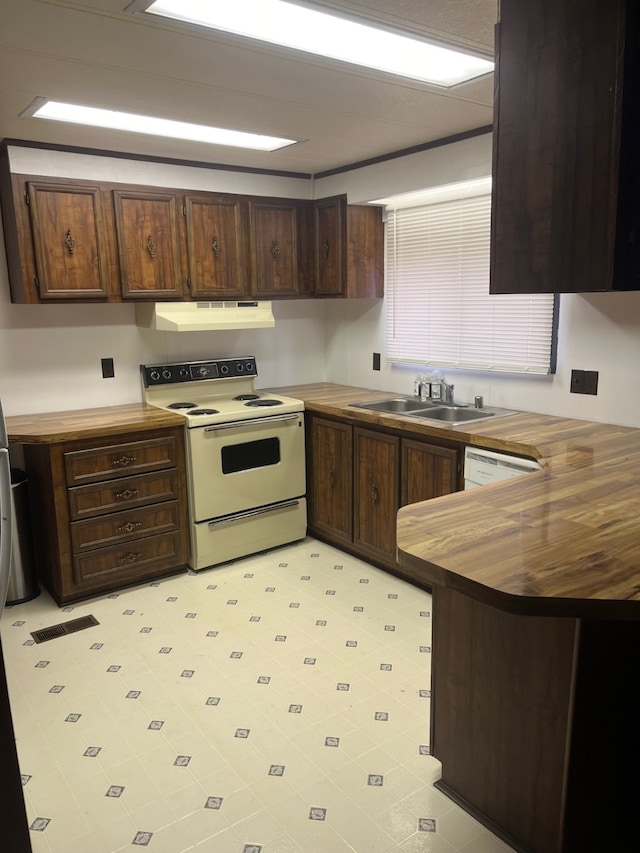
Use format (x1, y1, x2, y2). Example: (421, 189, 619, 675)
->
(6, 469, 39, 606)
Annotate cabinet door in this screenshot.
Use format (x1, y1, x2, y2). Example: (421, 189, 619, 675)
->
(490, 0, 626, 293)
(308, 416, 352, 545)
(113, 190, 183, 298)
(315, 196, 345, 296)
(26, 181, 110, 299)
(250, 200, 298, 296)
(354, 427, 400, 564)
(185, 194, 249, 299)
(401, 439, 459, 506)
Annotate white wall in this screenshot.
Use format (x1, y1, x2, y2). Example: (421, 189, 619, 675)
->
(0, 147, 326, 418)
(318, 134, 640, 429)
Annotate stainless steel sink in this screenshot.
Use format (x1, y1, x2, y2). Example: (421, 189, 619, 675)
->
(350, 398, 436, 413)
(350, 398, 516, 424)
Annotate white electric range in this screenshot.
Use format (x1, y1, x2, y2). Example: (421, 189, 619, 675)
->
(141, 357, 306, 571)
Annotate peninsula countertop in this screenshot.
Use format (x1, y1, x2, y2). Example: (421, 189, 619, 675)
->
(274, 382, 640, 620)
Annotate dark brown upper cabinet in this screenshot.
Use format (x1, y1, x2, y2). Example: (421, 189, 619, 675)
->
(184, 194, 250, 299)
(113, 189, 184, 299)
(491, 0, 640, 294)
(25, 181, 111, 300)
(314, 195, 384, 298)
(249, 198, 301, 297)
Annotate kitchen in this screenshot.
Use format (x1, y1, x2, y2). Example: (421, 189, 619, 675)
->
(2, 1, 640, 852)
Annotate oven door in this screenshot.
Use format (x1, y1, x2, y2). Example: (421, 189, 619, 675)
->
(187, 411, 305, 521)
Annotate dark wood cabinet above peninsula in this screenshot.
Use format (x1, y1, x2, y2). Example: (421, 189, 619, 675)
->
(0, 156, 383, 304)
(491, 0, 640, 294)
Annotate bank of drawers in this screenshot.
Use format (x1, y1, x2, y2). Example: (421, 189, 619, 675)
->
(64, 433, 187, 590)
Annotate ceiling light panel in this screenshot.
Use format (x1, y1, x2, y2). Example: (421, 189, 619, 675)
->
(132, 0, 494, 87)
(21, 98, 299, 151)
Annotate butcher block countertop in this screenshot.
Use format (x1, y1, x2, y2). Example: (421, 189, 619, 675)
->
(5, 403, 186, 443)
(275, 383, 640, 620)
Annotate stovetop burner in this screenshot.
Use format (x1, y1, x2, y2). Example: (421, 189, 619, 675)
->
(234, 394, 260, 401)
(245, 399, 283, 407)
(168, 402, 197, 409)
(190, 409, 220, 415)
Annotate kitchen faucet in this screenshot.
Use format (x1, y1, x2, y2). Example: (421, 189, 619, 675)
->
(438, 377, 455, 403)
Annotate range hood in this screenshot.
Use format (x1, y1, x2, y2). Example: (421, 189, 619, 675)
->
(135, 301, 275, 332)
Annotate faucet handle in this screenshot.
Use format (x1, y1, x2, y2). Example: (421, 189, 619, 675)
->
(474, 395, 484, 409)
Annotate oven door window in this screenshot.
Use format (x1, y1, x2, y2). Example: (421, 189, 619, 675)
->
(221, 437, 281, 474)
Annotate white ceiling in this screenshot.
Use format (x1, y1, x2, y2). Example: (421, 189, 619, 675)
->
(0, 0, 497, 176)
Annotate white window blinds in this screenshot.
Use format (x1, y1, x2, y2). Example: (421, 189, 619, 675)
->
(385, 194, 556, 374)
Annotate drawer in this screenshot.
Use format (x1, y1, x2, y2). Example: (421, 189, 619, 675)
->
(65, 436, 179, 486)
(72, 531, 186, 588)
(68, 470, 180, 521)
(70, 500, 182, 553)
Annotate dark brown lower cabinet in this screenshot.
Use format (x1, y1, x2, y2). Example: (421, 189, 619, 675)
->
(23, 427, 190, 604)
(431, 585, 640, 853)
(353, 427, 400, 566)
(306, 413, 460, 575)
(307, 416, 353, 546)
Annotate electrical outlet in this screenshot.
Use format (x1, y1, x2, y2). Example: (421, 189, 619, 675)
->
(372, 352, 381, 371)
(570, 369, 598, 395)
(101, 357, 114, 379)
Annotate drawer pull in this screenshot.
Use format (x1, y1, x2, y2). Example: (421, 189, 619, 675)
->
(371, 485, 378, 506)
(113, 455, 136, 467)
(115, 488, 139, 501)
(119, 551, 142, 564)
(117, 520, 142, 533)
(329, 469, 335, 487)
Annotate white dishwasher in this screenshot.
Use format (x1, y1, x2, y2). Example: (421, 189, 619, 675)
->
(464, 446, 542, 490)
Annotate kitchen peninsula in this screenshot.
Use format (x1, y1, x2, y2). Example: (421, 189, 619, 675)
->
(278, 382, 640, 853)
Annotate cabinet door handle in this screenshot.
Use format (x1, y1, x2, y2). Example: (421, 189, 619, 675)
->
(115, 488, 139, 501)
(212, 236, 221, 257)
(371, 485, 378, 505)
(271, 240, 280, 260)
(146, 234, 156, 259)
(322, 239, 330, 259)
(117, 520, 143, 533)
(119, 551, 142, 564)
(113, 455, 136, 467)
(65, 228, 77, 255)
(329, 469, 335, 487)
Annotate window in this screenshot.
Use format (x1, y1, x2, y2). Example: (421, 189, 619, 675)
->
(384, 190, 556, 374)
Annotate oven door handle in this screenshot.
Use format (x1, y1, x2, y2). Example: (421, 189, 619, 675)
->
(208, 500, 300, 527)
(203, 413, 300, 432)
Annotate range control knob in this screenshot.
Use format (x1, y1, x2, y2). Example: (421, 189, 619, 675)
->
(245, 361, 255, 373)
(179, 367, 190, 378)
(150, 369, 161, 382)
(236, 363, 244, 373)
(162, 369, 172, 380)
(198, 366, 210, 377)
(220, 364, 229, 375)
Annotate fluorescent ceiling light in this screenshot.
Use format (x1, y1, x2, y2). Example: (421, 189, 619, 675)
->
(371, 177, 493, 209)
(21, 98, 299, 151)
(134, 0, 494, 87)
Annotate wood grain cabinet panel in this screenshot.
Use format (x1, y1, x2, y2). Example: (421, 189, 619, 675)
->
(401, 439, 459, 506)
(353, 427, 400, 565)
(184, 194, 250, 298)
(64, 435, 178, 485)
(250, 199, 299, 296)
(307, 416, 353, 545)
(113, 189, 184, 298)
(314, 195, 384, 298)
(490, 0, 639, 293)
(70, 500, 182, 552)
(23, 427, 189, 604)
(25, 181, 110, 299)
